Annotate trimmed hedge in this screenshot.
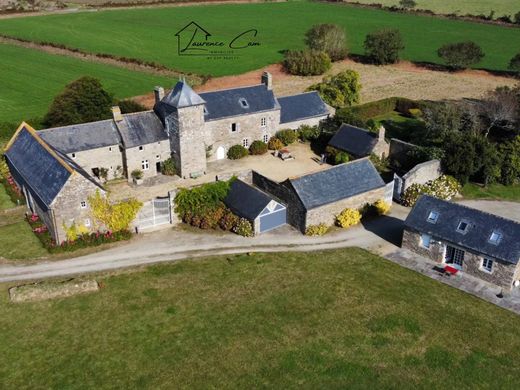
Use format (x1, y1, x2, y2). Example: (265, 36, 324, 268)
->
(249, 140, 268, 155)
(227, 144, 249, 160)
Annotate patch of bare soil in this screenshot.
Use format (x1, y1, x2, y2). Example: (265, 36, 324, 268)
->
(134, 60, 518, 108)
(9, 278, 99, 302)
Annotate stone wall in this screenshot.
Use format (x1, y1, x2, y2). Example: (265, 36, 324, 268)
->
(372, 138, 390, 159)
(204, 109, 281, 162)
(389, 138, 419, 169)
(51, 173, 105, 243)
(401, 159, 442, 192)
(305, 186, 386, 228)
(124, 141, 171, 182)
(279, 115, 328, 131)
(67, 144, 124, 181)
(402, 228, 518, 290)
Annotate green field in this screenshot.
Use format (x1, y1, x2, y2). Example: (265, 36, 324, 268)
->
(462, 182, 520, 202)
(0, 43, 176, 123)
(1, 249, 520, 388)
(0, 1, 518, 78)
(348, 0, 520, 19)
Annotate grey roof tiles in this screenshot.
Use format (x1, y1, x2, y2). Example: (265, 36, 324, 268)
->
(224, 179, 276, 220)
(328, 123, 379, 157)
(405, 195, 520, 264)
(278, 91, 329, 124)
(116, 111, 168, 148)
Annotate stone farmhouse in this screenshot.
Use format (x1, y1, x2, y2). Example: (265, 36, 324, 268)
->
(35, 72, 331, 182)
(328, 123, 389, 159)
(4, 123, 105, 244)
(403, 195, 520, 290)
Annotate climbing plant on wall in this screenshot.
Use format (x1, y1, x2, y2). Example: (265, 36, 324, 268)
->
(88, 190, 142, 232)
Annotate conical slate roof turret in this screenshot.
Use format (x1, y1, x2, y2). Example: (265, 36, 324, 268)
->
(162, 78, 205, 108)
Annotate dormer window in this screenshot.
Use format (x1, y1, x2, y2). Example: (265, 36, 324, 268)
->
(427, 211, 439, 224)
(239, 98, 249, 108)
(489, 231, 502, 245)
(456, 220, 469, 234)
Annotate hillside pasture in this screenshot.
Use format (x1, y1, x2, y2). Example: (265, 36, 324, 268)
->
(0, 1, 518, 77)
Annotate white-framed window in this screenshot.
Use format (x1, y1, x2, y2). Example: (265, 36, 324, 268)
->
(261, 117, 267, 127)
(481, 258, 494, 273)
(71, 153, 76, 159)
(427, 211, 439, 224)
(242, 138, 249, 148)
(156, 154, 160, 160)
(263, 133, 270, 143)
(80, 201, 87, 209)
(142, 160, 149, 170)
(231, 123, 238, 133)
(84, 218, 91, 227)
(489, 230, 502, 245)
(139, 146, 144, 151)
(457, 220, 469, 234)
(420, 234, 431, 249)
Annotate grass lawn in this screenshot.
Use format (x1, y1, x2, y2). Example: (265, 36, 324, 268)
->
(1, 248, 520, 388)
(372, 111, 425, 142)
(0, 1, 517, 78)
(347, 0, 520, 19)
(0, 184, 15, 210)
(462, 182, 520, 202)
(0, 43, 177, 123)
(0, 221, 47, 260)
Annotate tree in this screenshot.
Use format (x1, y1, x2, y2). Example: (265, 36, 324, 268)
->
(509, 53, 520, 72)
(479, 86, 519, 136)
(437, 41, 484, 69)
(422, 102, 463, 143)
(514, 11, 520, 24)
(307, 70, 361, 108)
(43, 77, 114, 127)
(283, 49, 331, 76)
(399, 0, 416, 9)
(499, 136, 520, 185)
(363, 29, 404, 65)
(304, 24, 348, 61)
(441, 132, 478, 184)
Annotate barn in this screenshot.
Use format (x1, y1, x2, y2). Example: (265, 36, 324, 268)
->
(224, 179, 287, 234)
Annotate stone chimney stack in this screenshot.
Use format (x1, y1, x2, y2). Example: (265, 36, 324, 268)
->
(154, 86, 165, 104)
(112, 106, 123, 122)
(378, 125, 386, 140)
(261, 71, 272, 90)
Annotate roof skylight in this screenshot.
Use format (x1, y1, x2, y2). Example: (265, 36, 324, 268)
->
(427, 211, 439, 224)
(488, 230, 502, 245)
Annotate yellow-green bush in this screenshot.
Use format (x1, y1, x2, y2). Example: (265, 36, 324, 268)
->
(305, 224, 329, 236)
(374, 199, 391, 215)
(336, 208, 361, 228)
(88, 190, 142, 232)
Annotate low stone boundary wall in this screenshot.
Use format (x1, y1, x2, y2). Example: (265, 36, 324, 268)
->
(9, 279, 99, 303)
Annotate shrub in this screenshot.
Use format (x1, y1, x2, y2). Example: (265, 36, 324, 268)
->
(131, 169, 143, 180)
(227, 144, 249, 160)
(515, 11, 520, 24)
(307, 70, 361, 108)
(336, 208, 362, 228)
(509, 53, 520, 72)
(305, 224, 329, 236)
(363, 29, 404, 65)
(334, 151, 350, 165)
(267, 137, 284, 150)
(304, 23, 348, 61)
(219, 209, 240, 231)
(399, 0, 416, 9)
(283, 49, 331, 76)
(175, 180, 231, 218)
(88, 190, 143, 232)
(233, 218, 254, 237)
(298, 125, 321, 141)
(276, 129, 297, 146)
(401, 175, 461, 207)
(374, 199, 391, 215)
(437, 41, 485, 69)
(249, 140, 268, 155)
(160, 157, 176, 176)
(118, 99, 147, 114)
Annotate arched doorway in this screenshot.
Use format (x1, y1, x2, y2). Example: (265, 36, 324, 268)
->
(216, 146, 225, 160)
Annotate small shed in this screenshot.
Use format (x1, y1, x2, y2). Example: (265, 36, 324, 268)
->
(224, 179, 286, 234)
(328, 123, 389, 159)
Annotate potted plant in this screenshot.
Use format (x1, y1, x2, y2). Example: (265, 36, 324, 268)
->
(131, 169, 144, 185)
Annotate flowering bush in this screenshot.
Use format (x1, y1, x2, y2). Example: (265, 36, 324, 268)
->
(336, 208, 362, 228)
(267, 137, 284, 151)
(401, 175, 461, 207)
(219, 209, 240, 231)
(374, 199, 391, 215)
(233, 218, 254, 237)
(1, 175, 24, 204)
(305, 224, 329, 236)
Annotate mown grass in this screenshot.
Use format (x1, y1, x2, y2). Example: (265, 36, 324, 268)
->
(0, 43, 177, 123)
(462, 182, 520, 202)
(0, 221, 47, 259)
(0, 1, 517, 78)
(348, 0, 520, 19)
(372, 111, 425, 141)
(0, 184, 14, 210)
(1, 248, 519, 388)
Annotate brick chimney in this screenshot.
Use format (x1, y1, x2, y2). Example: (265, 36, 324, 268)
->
(111, 106, 123, 122)
(378, 125, 386, 140)
(261, 71, 272, 90)
(154, 86, 165, 104)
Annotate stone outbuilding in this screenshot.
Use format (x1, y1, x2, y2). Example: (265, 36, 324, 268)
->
(224, 179, 287, 234)
(4, 123, 105, 244)
(403, 195, 520, 290)
(252, 158, 389, 233)
(328, 123, 389, 159)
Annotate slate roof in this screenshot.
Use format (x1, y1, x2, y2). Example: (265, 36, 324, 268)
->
(38, 120, 121, 154)
(278, 91, 329, 124)
(4, 125, 73, 208)
(116, 111, 168, 148)
(287, 158, 385, 210)
(199, 84, 279, 121)
(224, 179, 276, 221)
(328, 123, 379, 157)
(162, 80, 205, 108)
(405, 195, 520, 265)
